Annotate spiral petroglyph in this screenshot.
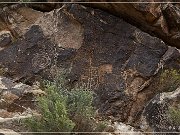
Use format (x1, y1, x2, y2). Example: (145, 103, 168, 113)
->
(32, 53, 51, 70)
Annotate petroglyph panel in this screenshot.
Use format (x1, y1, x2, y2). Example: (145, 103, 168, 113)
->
(80, 63, 113, 89)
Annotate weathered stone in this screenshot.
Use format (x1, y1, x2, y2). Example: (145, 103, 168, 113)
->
(0, 4, 179, 124)
(0, 4, 43, 38)
(0, 76, 44, 112)
(26, 2, 61, 12)
(0, 31, 12, 49)
(0, 110, 38, 133)
(141, 87, 180, 132)
(0, 129, 20, 135)
(74, 0, 180, 48)
(0, 25, 59, 81)
(103, 122, 144, 135)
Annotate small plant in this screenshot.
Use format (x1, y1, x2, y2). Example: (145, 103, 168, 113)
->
(67, 87, 94, 131)
(168, 106, 180, 126)
(24, 72, 107, 134)
(25, 82, 75, 133)
(94, 121, 108, 132)
(158, 69, 180, 92)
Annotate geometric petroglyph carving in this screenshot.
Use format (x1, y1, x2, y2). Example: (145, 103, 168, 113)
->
(80, 58, 99, 90)
(32, 52, 51, 70)
(80, 57, 113, 90)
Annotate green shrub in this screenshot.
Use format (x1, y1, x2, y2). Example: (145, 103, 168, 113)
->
(94, 121, 108, 132)
(168, 107, 180, 126)
(24, 73, 107, 134)
(67, 87, 95, 132)
(158, 69, 180, 92)
(25, 82, 75, 133)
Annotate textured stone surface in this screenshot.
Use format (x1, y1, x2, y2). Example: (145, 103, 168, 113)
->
(0, 31, 12, 49)
(0, 3, 179, 128)
(0, 129, 20, 135)
(141, 87, 180, 132)
(0, 4, 43, 38)
(0, 25, 58, 81)
(103, 122, 144, 135)
(74, 0, 180, 48)
(0, 76, 44, 112)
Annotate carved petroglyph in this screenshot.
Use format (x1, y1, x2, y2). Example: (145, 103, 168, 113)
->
(134, 30, 143, 44)
(80, 57, 113, 90)
(80, 57, 99, 90)
(32, 53, 51, 70)
(31, 40, 57, 73)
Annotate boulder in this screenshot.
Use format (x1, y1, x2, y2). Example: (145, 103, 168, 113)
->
(0, 76, 45, 112)
(0, 24, 59, 81)
(103, 122, 144, 135)
(0, 110, 38, 134)
(141, 87, 180, 132)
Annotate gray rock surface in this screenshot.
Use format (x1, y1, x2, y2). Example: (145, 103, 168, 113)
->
(0, 76, 45, 112)
(141, 87, 180, 133)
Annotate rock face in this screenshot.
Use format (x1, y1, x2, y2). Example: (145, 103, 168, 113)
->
(0, 109, 35, 133)
(141, 87, 180, 133)
(0, 3, 179, 133)
(0, 4, 43, 38)
(74, 0, 180, 49)
(0, 75, 44, 133)
(0, 4, 179, 125)
(104, 122, 144, 135)
(0, 25, 58, 81)
(0, 76, 45, 112)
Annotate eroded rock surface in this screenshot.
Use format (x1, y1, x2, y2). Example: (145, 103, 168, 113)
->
(0, 4, 43, 38)
(0, 3, 179, 133)
(0, 31, 12, 49)
(141, 87, 180, 133)
(0, 76, 45, 112)
(73, 0, 180, 48)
